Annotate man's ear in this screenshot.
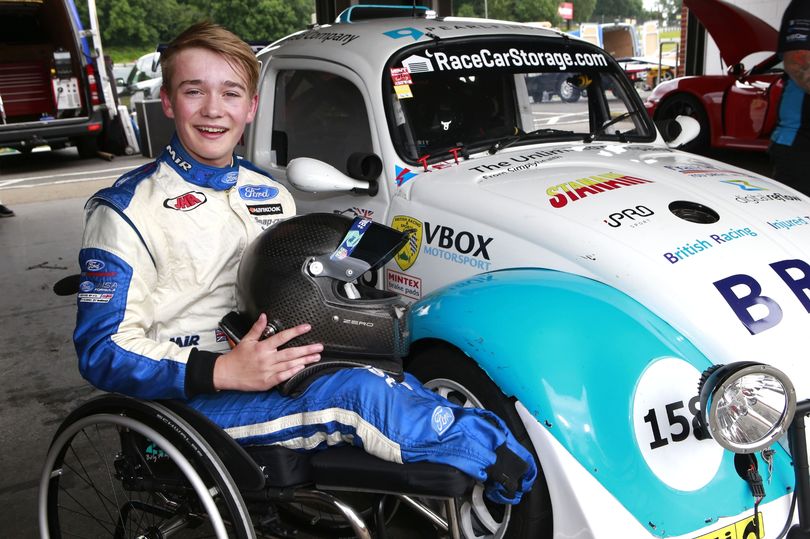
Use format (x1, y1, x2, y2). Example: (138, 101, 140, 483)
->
(160, 86, 175, 119)
(246, 93, 259, 124)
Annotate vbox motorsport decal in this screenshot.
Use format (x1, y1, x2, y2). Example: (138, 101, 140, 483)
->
(391, 216, 493, 271)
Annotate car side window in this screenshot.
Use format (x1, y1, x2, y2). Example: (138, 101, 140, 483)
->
(272, 70, 373, 174)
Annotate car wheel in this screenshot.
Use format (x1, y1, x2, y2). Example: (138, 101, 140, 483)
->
(73, 135, 99, 159)
(407, 344, 553, 539)
(556, 77, 580, 103)
(654, 93, 709, 153)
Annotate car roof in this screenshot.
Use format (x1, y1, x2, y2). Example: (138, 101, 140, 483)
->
(260, 16, 569, 72)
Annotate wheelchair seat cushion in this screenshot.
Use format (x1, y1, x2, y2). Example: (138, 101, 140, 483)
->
(243, 444, 315, 488)
(311, 446, 475, 497)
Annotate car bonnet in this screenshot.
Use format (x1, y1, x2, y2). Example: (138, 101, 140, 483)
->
(684, 0, 778, 66)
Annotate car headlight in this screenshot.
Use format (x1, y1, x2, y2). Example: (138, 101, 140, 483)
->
(698, 362, 796, 454)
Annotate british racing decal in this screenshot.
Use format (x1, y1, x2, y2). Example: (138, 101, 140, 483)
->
(391, 215, 422, 270)
(663, 226, 757, 264)
(164, 191, 207, 212)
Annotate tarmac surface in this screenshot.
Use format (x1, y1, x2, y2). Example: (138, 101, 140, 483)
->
(0, 151, 150, 538)
(0, 145, 772, 538)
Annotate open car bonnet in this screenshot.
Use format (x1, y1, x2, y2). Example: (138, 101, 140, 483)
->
(684, 0, 778, 66)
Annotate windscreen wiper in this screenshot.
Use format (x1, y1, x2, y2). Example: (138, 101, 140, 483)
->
(584, 110, 641, 143)
(487, 128, 576, 155)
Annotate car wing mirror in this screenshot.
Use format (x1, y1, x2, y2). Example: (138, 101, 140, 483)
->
(657, 115, 701, 149)
(287, 157, 377, 195)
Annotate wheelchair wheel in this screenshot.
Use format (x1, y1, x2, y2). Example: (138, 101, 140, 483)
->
(408, 344, 553, 539)
(38, 397, 254, 538)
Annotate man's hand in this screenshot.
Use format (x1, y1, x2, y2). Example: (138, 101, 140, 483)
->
(784, 49, 810, 94)
(213, 313, 322, 391)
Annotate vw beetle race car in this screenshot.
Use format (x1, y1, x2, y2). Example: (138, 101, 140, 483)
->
(245, 7, 810, 539)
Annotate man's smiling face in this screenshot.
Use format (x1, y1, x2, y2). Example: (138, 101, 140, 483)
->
(160, 47, 257, 168)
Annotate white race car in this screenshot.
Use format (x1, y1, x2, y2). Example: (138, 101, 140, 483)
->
(245, 7, 808, 538)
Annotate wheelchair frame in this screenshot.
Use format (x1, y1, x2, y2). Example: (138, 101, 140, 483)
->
(38, 393, 480, 538)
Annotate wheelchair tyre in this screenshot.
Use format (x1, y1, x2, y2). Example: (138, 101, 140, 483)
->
(408, 344, 553, 539)
(38, 399, 254, 538)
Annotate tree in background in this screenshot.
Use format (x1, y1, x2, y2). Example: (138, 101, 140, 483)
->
(592, 0, 645, 22)
(652, 0, 682, 25)
(455, 0, 559, 24)
(575, 0, 598, 22)
(76, 0, 312, 50)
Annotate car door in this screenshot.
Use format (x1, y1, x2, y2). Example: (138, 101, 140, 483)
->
(722, 69, 783, 147)
(250, 59, 390, 221)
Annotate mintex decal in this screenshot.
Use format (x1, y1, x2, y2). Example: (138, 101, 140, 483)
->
(546, 173, 652, 208)
(663, 227, 757, 264)
(391, 215, 423, 270)
(403, 48, 609, 74)
(164, 191, 207, 211)
(386, 268, 422, 299)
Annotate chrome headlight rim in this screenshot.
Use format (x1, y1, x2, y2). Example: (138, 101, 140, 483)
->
(699, 361, 797, 454)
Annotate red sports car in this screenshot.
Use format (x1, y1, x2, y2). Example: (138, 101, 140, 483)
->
(644, 0, 784, 153)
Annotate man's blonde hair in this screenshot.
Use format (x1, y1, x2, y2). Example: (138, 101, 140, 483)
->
(161, 21, 259, 97)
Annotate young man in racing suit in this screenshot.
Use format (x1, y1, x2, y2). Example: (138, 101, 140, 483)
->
(73, 21, 536, 505)
(770, 0, 810, 193)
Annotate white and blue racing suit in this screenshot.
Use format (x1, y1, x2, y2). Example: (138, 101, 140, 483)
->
(74, 136, 537, 504)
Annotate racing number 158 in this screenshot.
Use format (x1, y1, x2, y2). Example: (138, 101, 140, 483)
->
(643, 396, 701, 449)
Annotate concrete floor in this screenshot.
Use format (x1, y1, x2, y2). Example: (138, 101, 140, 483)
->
(0, 195, 104, 538)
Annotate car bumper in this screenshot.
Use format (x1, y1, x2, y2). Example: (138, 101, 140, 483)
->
(0, 109, 104, 149)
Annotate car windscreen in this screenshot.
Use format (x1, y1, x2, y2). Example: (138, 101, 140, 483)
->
(384, 36, 656, 165)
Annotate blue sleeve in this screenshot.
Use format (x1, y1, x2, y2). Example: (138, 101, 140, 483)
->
(74, 246, 187, 399)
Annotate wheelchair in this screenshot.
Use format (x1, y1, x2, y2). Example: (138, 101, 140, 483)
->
(37, 391, 503, 538)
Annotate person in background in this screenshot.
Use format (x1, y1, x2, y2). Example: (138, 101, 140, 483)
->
(770, 0, 810, 193)
(73, 20, 536, 505)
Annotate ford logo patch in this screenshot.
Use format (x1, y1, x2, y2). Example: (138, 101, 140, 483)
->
(238, 185, 279, 201)
(79, 281, 95, 292)
(86, 259, 105, 271)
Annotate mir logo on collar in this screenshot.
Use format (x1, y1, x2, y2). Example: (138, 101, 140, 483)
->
(165, 145, 192, 171)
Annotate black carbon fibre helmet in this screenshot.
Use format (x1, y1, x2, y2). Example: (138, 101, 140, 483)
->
(237, 213, 411, 392)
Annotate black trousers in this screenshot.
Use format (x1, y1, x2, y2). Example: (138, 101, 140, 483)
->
(769, 142, 810, 196)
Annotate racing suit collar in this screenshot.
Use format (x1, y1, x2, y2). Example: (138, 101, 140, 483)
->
(159, 134, 239, 191)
